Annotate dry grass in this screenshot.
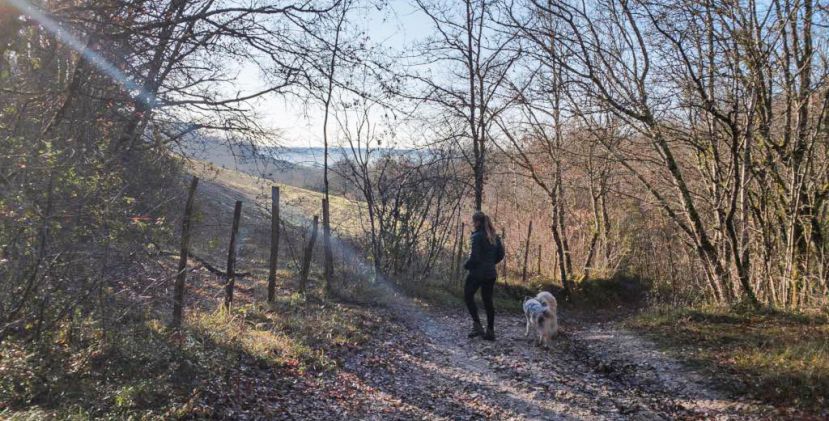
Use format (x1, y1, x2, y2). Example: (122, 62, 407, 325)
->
(187, 294, 379, 373)
(0, 160, 380, 419)
(187, 159, 364, 236)
(628, 306, 829, 412)
(0, 290, 384, 419)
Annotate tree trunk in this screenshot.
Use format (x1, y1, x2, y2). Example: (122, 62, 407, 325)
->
(537, 244, 542, 276)
(584, 173, 603, 279)
(451, 220, 462, 272)
(551, 201, 573, 296)
(322, 198, 333, 294)
(473, 143, 485, 211)
(584, 231, 599, 280)
(601, 191, 612, 265)
(321, 4, 348, 296)
(454, 223, 466, 282)
(500, 227, 508, 282)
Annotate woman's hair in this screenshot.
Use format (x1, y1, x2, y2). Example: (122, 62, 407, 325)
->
(472, 211, 497, 245)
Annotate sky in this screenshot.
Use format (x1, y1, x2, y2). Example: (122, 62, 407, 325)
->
(232, 0, 434, 148)
(13, 0, 504, 149)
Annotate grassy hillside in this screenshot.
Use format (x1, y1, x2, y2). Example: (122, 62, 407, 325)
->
(187, 159, 364, 237)
(0, 161, 380, 419)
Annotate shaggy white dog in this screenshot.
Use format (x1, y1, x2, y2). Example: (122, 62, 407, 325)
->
(522, 291, 559, 347)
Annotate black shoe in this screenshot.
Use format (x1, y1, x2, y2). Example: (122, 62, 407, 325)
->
(468, 321, 484, 338)
(483, 328, 495, 341)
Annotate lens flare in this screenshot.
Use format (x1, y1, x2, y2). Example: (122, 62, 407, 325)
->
(7, 0, 153, 105)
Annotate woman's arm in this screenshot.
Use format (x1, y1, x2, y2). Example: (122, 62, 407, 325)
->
(464, 232, 481, 270)
(495, 236, 505, 263)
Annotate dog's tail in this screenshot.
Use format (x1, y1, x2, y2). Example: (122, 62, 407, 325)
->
(537, 308, 553, 324)
(538, 308, 555, 327)
(536, 291, 557, 309)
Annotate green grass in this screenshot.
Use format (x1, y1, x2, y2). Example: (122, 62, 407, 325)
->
(565, 275, 651, 312)
(627, 306, 829, 412)
(0, 292, 382, 419)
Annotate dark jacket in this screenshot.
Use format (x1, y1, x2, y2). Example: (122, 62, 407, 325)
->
(464, 230, 505, 279)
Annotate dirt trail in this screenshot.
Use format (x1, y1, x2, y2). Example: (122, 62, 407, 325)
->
(191, 170, 772, 419)
(311, 285, 773, 420)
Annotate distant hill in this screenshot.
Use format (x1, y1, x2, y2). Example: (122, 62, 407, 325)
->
(255, 146, 418, 169)
(175, 132, 425, 194)
(176, 135, 326, 193)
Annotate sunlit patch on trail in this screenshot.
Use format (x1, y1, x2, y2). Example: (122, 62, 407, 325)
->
(292, 210, 437, 325)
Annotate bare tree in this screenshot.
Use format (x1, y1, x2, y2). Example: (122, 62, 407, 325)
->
(0, 0, 345, 341)
(335, 97, 467, 282)
(499, 0, 828, 308)
(406, 0, 521, 211)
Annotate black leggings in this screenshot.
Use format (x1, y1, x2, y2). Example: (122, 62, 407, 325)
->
(464, 275, 496, 330)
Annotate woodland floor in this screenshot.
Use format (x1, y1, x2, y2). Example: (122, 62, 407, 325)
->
(2, 164, 820, 420)
(179, 163, 787, 420)
(191, 280, 784, 420)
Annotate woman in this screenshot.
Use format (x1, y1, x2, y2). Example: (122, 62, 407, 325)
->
(463, 211, 505, 341)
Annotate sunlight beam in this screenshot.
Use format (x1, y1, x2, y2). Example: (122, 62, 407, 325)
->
(7, 0, 153, 105)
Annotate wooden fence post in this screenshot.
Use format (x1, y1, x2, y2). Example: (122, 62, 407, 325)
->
(224, 200, 242, 311)
(299, 215, 319, 294)
(500, 227, 507, 281)
(454, 222, 465, 283)
(522, 220, 533, 283)
(172, 176, 198, 328)
(322, 198, 333, 294)
(267, 186, 280, 303)
(537, 244, 542, 276)
(450, 220, 461, 270)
